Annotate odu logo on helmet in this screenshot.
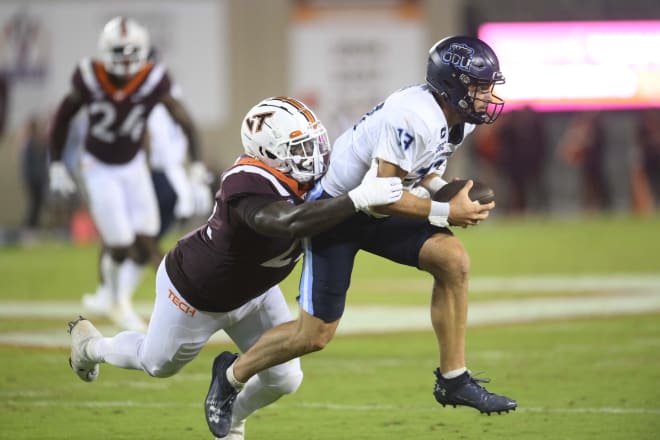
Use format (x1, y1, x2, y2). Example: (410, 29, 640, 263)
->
(442, 43, 474, 72)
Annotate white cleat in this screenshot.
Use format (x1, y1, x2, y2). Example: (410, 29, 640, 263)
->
(68, 316, 102, 382)
(82, 288, 112, 316)
(218, 419, 245, 440)
(109, 302, 147, 332)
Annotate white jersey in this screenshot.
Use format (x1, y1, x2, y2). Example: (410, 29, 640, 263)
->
(321, 84, 475, 196)
(148, 84, 187, 171)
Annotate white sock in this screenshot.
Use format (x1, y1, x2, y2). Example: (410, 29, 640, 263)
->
(442, 367, 467, 380)
(232, 375, 277, 422)
(84, 336, 102, 363)
(226, 360, 245, 391)
(94, 332, 145, 369)
(100, 253, 119, 303)
(93, 283, 110, 300)
(117, 259, 145, 304)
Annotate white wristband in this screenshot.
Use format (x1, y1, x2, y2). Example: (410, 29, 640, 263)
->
(426, 176, 447, 196)
(428, 201, 450, 227)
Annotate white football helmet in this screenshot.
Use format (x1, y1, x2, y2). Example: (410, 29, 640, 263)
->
(241, 97, 331, 183)
(98, 16, 150, 77)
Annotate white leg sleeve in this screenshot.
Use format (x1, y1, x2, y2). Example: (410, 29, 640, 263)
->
(95, 331, 145, 370)
(224, 285, 303, 421)
(116, 259, 145, 303)
(231, 359, 303, 422)
(100, 252, 120, 302)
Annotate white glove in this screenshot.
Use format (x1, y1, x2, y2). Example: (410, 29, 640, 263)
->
(348, 174, 403, 211)
(408, 186, 430, 199)
(189, 161, 211, 185)
(191, 180, 213, 216)
(49, 162, 76, 195)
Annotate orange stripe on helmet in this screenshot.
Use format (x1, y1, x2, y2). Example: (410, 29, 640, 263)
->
(272, 96, 316, 124)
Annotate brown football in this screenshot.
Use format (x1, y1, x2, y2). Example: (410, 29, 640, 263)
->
(432, 179, 495, 204)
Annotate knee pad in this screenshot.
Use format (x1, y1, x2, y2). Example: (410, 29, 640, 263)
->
(141, 358, 181, 378)
(260, 362, 304, 396)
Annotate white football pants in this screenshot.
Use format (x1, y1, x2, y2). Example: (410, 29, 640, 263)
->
(94, 259, 303, 421)
(80, 150, 160, 246)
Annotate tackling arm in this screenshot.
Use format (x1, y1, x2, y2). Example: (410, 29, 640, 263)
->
(248, 173, 403, 239)
(251, 194, 357, 239)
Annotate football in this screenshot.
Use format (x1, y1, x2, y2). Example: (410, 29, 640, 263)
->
(432, 179, 495, 204)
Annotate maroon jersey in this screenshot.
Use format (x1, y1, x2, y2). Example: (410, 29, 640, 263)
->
(165, 155, 310, 312)
(73, 58, 171, 164)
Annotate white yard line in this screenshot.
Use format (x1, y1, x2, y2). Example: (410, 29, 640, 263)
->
(3, 398, 659, 415)
(1, 274, 658, 348)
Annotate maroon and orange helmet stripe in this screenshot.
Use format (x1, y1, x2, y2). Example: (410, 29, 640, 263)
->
(271, 96, 317, 124)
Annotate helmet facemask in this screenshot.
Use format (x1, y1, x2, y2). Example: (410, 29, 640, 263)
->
(458, 73, 505, 125)
(98, 17, 150, 78)
(276, 124, 331, 183)
(241, 97, 331, 184)
(105, 44, 148, 77)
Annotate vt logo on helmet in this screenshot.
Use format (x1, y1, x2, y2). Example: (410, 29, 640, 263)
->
(241, 97, 331, 184)
(427, 36, 505, 125)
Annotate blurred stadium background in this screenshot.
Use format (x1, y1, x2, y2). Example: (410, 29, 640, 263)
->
(1, 0, 660, 233)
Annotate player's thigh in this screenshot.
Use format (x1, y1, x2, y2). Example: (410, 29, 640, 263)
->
(140, 260, 229, 374)
(122, 152, 160, 237)
(299, 233, 361, 322)
(80, 155, 133, 246)
(223, 285, 293, 353)
(361, 215, 453, 268)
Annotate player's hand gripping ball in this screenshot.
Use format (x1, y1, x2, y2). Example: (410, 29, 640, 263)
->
(433, 179, 495, 204)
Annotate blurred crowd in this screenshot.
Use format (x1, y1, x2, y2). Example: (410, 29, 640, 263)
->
(2, 101, 660, 245)
(470, 107, 660, 217)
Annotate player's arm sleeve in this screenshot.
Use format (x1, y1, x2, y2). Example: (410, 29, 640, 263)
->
(223, 170, 357, 239)
(238, 195, 357, 239)
(159, 72, 201, 162)
(50, 70, 85, 161)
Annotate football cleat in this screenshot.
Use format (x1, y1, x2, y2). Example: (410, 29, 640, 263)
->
(205, 351, 240, 438)
(433, 369, 517, 415)
(68, 316, 102, 382)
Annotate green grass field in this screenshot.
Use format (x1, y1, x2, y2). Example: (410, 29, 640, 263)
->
(1, 215, 659, 439)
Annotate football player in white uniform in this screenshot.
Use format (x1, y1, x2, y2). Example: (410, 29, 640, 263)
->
(82, 83, 213, 320)
(67, 97, 403, 440)
(207, 36, 516, 436)
(49, 17, 208, 332)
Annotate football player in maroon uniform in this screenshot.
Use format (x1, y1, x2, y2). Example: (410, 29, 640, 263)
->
(49, 16, 207, 331)
(67, 96, 403, 439)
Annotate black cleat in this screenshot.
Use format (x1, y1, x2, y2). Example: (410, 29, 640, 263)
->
(205, 351, 240, 438)
(433, 369, 517, 415)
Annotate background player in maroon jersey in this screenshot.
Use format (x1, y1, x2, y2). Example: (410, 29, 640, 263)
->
(66, 96, 403, 439)
(48, 16, 207, 331)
